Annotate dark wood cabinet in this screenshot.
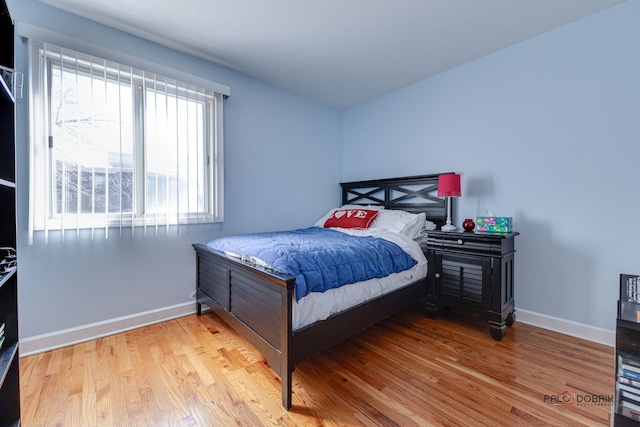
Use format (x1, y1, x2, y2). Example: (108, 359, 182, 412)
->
(614, 318, 640, 426)
(614, 275, 640, 427)
(0, 1, 20, 425)
(422, 230, 518, 340)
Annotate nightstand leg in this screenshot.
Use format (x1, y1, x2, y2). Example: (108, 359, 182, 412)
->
(506, 311, 516, 327)
(426, 304, 439, 319)
(489, 321, 506, 341)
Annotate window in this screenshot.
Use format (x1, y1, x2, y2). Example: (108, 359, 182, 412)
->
(29, 41, 225, 242)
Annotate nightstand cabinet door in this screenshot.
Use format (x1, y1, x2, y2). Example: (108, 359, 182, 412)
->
(432, 252, 492, 309)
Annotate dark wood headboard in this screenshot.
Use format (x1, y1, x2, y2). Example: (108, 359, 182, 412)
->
(340, 173, 453, 228)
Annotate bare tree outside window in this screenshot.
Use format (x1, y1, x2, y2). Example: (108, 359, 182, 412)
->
(50, 63, 134, 216)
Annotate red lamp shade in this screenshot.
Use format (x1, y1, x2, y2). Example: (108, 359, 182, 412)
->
(437, 174, 461, 197)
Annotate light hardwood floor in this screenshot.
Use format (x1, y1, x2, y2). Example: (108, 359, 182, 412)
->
(20, 304, 615, 426)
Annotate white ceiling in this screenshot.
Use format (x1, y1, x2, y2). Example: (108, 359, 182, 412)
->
(39, 0, 627, 110)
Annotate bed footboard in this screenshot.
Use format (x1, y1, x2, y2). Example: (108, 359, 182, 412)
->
(193, 243, 296, 408)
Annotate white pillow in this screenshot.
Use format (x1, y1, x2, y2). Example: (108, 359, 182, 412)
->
(371, 209, 426, 239)
(314, 204, 385, 228)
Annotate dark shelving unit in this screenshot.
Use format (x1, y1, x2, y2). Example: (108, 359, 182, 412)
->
(0, 1, 20, 425)
(614, 275, 640, 426)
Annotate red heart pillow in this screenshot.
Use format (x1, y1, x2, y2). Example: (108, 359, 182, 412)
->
(323, 209, 379, 229)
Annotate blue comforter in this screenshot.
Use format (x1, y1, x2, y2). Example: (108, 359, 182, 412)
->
(206, 227, 417, 301)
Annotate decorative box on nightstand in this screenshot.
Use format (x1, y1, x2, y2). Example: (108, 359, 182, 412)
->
(420, 230, 519, 340)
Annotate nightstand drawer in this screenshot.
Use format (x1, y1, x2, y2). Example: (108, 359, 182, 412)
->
(427, 235, 494, 254)
(426, 232, 516, 255)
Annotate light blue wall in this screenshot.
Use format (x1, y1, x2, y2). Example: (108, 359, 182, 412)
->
(343, 1, 640, 331)
(8, 0, 342, 339)
(8, 0, 638, 340)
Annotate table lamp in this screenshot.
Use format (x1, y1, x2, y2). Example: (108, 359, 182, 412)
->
(437, 173, 461, 232)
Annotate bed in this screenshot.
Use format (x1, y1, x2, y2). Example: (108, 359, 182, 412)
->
(193, 173, 452, 409)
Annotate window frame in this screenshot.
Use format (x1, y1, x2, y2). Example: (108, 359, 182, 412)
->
(28, 40, 226, 240)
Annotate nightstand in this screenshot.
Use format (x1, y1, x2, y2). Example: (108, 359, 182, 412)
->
(421, 230, 519, 340)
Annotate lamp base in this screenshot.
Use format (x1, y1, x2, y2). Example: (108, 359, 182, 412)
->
(441, 223, 457, 232)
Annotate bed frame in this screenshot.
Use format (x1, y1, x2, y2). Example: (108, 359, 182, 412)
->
(193, 173, 452, 409)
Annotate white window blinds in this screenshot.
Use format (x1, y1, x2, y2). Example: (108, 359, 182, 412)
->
(28, 41, 225, 243)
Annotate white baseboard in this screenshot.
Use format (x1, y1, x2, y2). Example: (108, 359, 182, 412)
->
(516, 308, 615, 347)
(19, 303, 615, 357)
(19, 301, 199, 357)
